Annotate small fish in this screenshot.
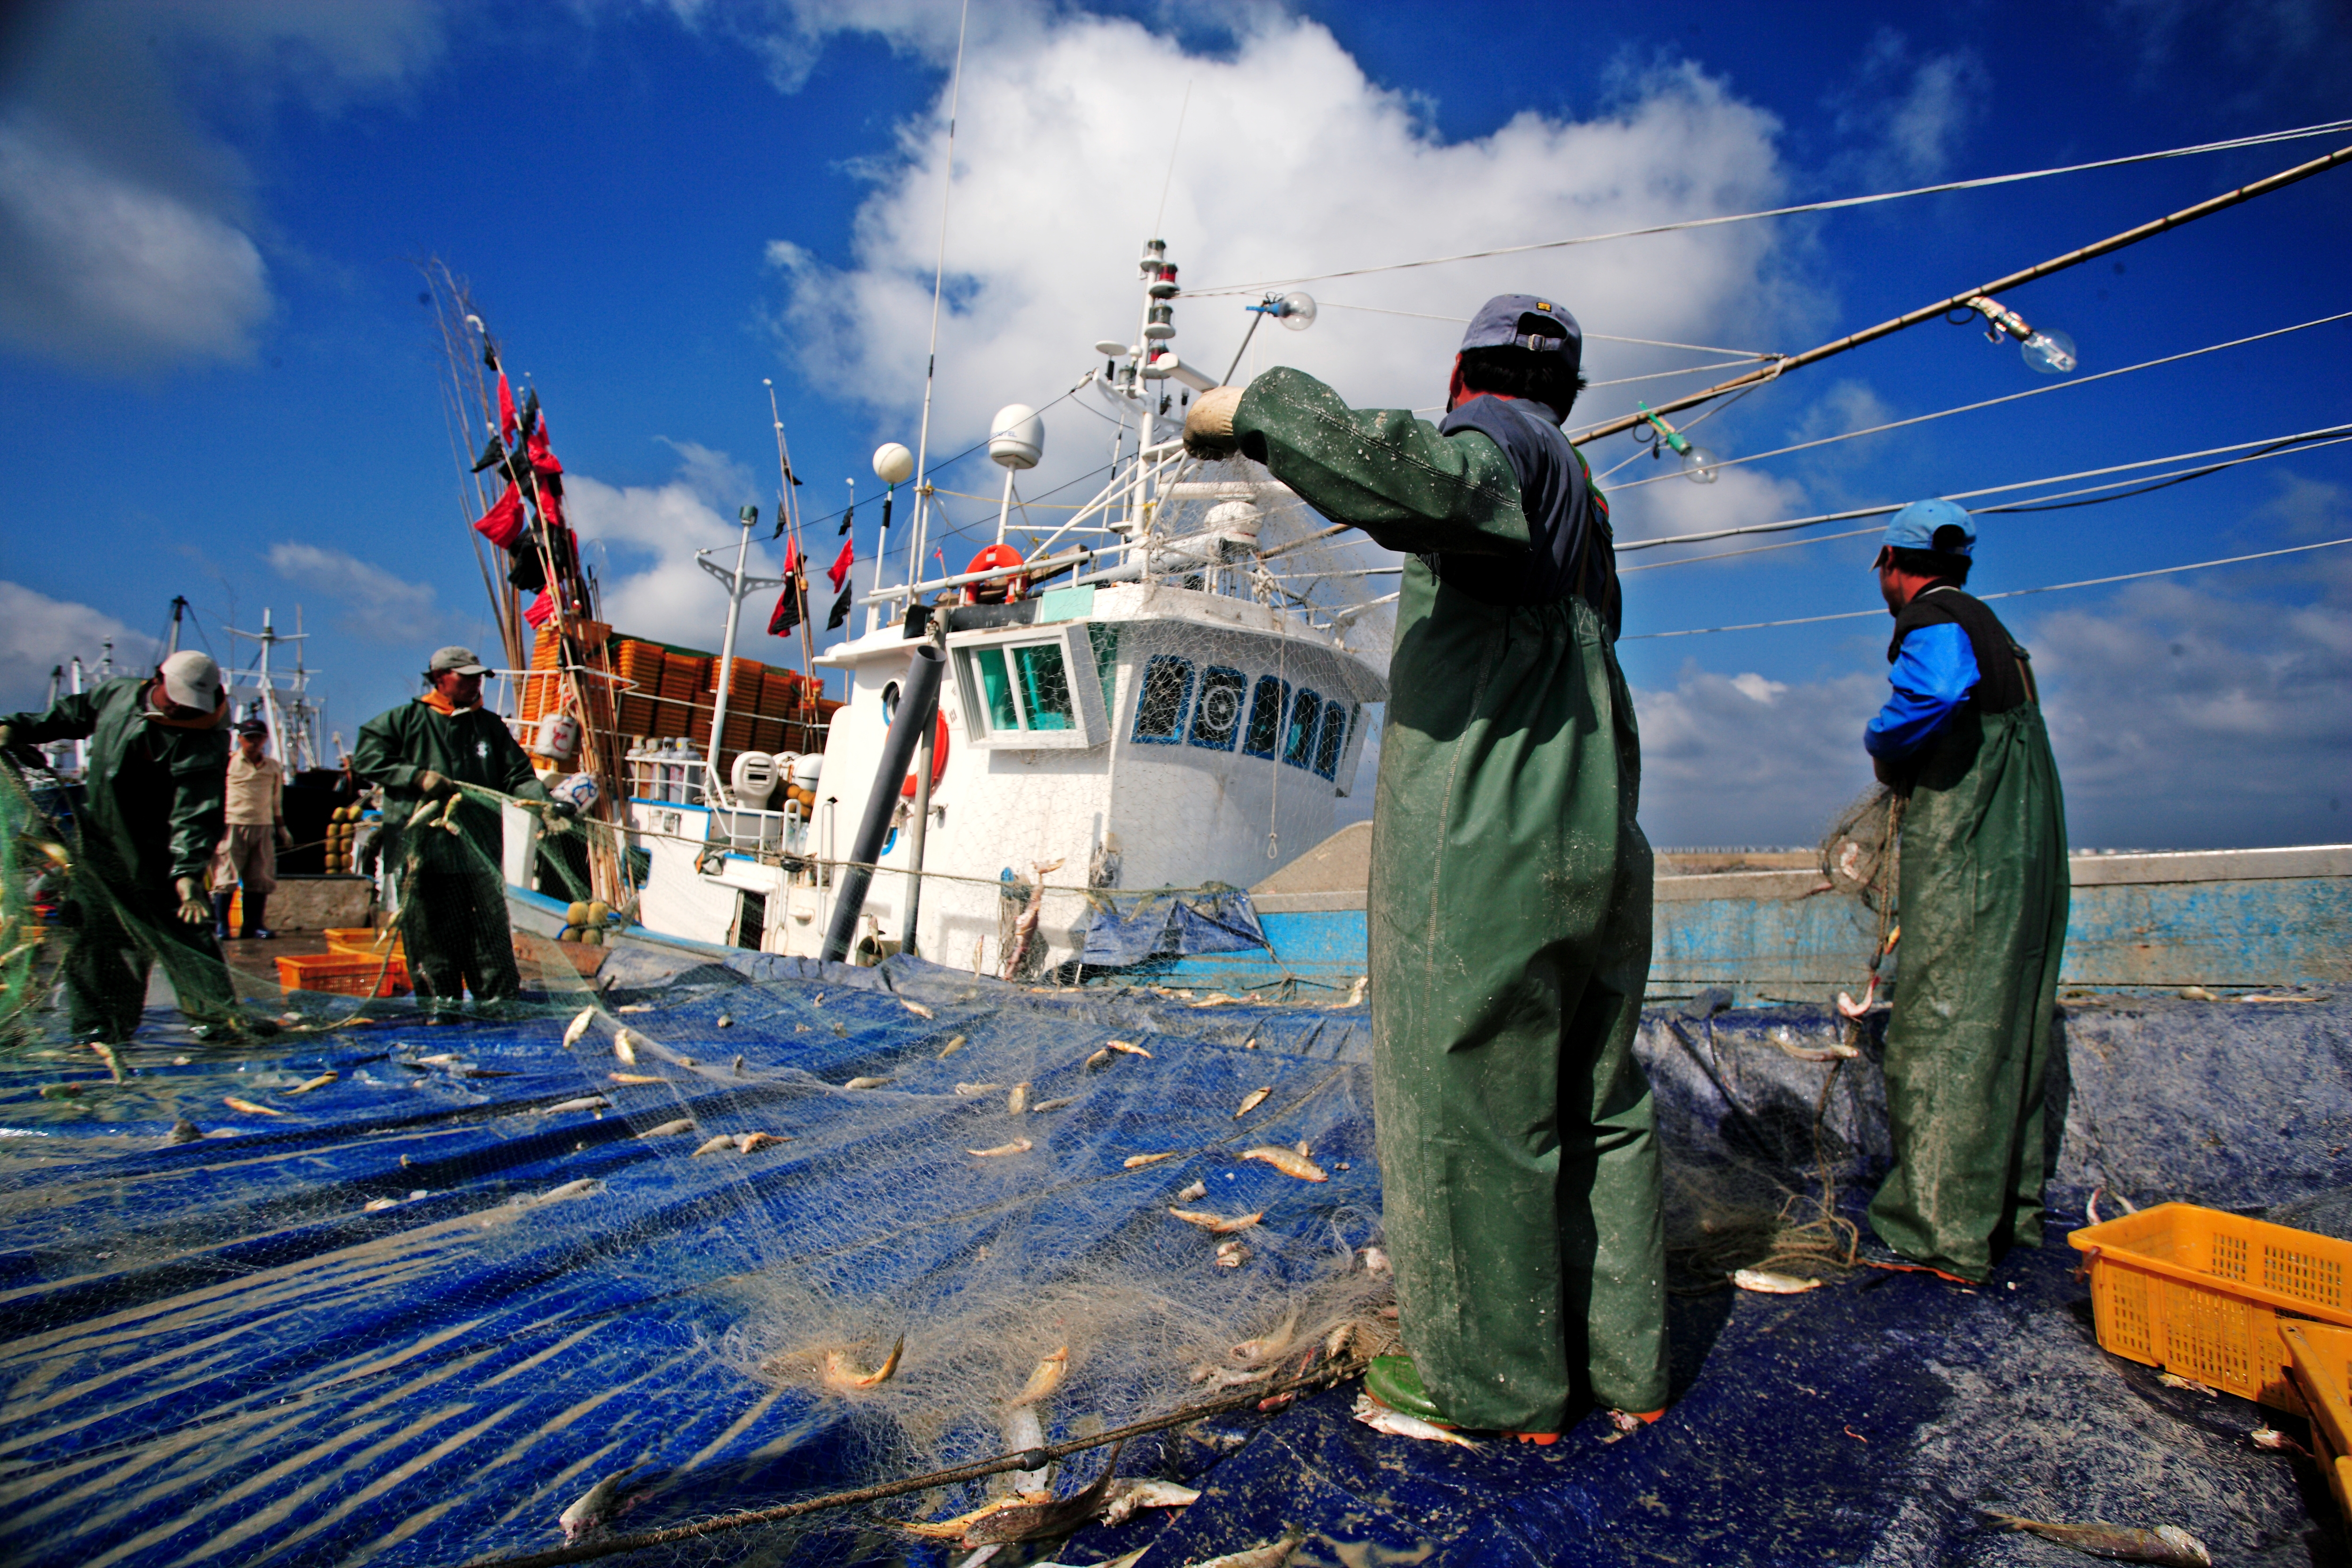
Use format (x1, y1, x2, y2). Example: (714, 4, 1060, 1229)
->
(843, 1076, 892, 1091)
(1353, 1393, 1478, 1450)
(1030, 1096, 1076, 1113)
(902, 999, 935, 1019)
(822, 1336, 905, 1391)
(1190, 1362, 1269, 1389)
(562, 1009, 596, 1048)
(1768, 1028, 1861, 1062)
(88, 1042, 125, 1082)
(1324, 1322, 1361, 1361)
(1193, 1536, 1307, 1568)
(285, 1071, 339, 1095)
(1231, 1312, 1298, 1365)
(716, 1012, 735, 1028)
(1979, 1511, 2212, 1567)
(1170, 1208, 1262, 1234)
(2158, 1372, 2219, 1396)
(1107, 1039, 1151, 1058)
(413, 1052, 459, 1067)
(896, 1494, 1047, 1543)
(969, 1139, 1034, 1158)
(1240, 1145, 1328, 1182)
(1101, 1478, 1200, 1527)
(540, 1095, 610, 1116)
(2252, 1426, 2309, 1455)
(223, 1096, 285, 1116)
(958, 1441, 1127, 1547)
(617, 1003, 653, 1014)
(1215, 1239, 1250, 1268)
(1084, 1047, 1114, 1070)
(364, 1197, 400, 1212)
(536, 1178, 599, 1203)
(1123, 1152, 1177, 1169)
(735, 1131, 791, 1152)
(558, 1464, 647, 1543)
(611, 1072, 664, 1085)
(167, 1119, 202, 1144)
(1007, 1083, 1029, 1115)
(692, 1134, 736, 1157)
(1733, 1268, 1824, 1294)
(35, 840, 72, 871)
(1192, 992, 1238, 1008)
(1008, 1345, 1069, 1407)
(937, 1034, 966, 1059)
(2178, 985, 2219, 1002)
(1362, 1246, 1391, 1275)
(408, 797, 443, 828)
(1233, 1086, 1272, 1119)
(1344, 975, 1370, 1007)
(732, 1054, 746, 1077)
(612, 1030, 640, 1065)
(638, 1118, 696, 1138)
(1176, 1179, 1208, 1201)
(956, 1082, 1003, 1097)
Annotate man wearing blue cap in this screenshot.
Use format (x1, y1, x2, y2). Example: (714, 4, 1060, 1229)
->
(1860, 500, 2068, 1283)
(1185, 295, 1664, 1437)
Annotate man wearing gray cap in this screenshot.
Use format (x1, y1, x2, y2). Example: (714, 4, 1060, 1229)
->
(210, 719, 290, 940)
(353, 646, 568, 1012)
(1857, 500, 2068, 1284)
(0, 651, 252, 1040)
(1185, 294, 1663, 1438)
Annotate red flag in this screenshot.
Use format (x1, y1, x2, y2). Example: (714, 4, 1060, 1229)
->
(826, 537, 855, 591)
(526, 404, 561, 476)
(473, 482, 526, 549)
(498, 372, 518, 440)
(767, 573, 805, 636)
(524, 591, 555, 628)
(781, 537, 802, 575)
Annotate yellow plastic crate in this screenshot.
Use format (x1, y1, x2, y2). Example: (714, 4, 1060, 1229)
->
(2282, 1321, 2352, 1525)
(2068, 1203, 2352, 1413)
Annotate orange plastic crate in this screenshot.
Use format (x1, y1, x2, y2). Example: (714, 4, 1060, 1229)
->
(321, 927, 402, 957)
(2070, 1203, 2352, 1412)
(276, 950, 410, 997)
(2283, 1322, 2352, 1525)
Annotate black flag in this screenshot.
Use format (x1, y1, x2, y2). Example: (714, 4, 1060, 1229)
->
(838, 501, 854, 537)
(826, 583, 853, 631)
(768, 572, 806, 636)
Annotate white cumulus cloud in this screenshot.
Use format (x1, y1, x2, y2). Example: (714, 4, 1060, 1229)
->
(0, 581, 150, 713)
(268, 543, 446, 645)
(566, 453, 774, 653)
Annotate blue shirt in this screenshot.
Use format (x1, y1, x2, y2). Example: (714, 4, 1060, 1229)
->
(1864, 621, 1979, 760)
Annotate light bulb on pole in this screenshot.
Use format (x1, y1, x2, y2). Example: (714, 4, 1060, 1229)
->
(1962, 294, 2077, 375)
(1635, 403, 1721, 484)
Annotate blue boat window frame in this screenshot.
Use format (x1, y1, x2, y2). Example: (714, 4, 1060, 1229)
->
(1312, 701, 1351, 780)
(1242, 675, 1289, 760)
(1188, 665, 1247, 751)
(1131, 654, 1195, 745)
(1283, 687, 1323, 770)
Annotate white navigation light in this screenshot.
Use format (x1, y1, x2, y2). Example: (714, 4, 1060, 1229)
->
(873, 442, 915, 484)
(2020, 328, 2079, 376)
(1274, 291, 1317, 331)
(1679, 445, 1722, 483)
(988, 404, 1044, 470)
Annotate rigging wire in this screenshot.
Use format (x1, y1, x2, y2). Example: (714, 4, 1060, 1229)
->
(901, 0, 972, 602)
(1601, 309, 2352, 492)
(1620, 535, 2352, 640)
(1313, 300, 1780, 359)
(1181, 119, 2352, 297)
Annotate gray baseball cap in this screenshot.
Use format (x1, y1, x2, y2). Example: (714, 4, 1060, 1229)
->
(427, 645, 491, 676)
(1460, 294, 1582, 377)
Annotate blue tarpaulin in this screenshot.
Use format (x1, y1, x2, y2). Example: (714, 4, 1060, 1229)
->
(0, 959, 2344, 1567)
(1078, 890, 1268, 969)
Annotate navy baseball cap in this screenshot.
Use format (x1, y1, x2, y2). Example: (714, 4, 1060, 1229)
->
(1880, 498, 1976, 557)
(1460, 294, 1581, 375)
(234, 719, 270, 738)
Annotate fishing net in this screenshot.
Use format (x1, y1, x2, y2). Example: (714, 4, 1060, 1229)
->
(1817, 784, 1901, 912)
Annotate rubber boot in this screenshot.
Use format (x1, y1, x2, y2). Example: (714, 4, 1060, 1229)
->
(211, 892, 233, 942)
(1364, 1355, 1560, 1443)
(243, 892, 273, 940)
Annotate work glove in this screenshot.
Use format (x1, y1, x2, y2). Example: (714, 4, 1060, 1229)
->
(1182, 385, 1246, 459)
(413, 769, 457, 800)
(543, 799, 579, 823)
(175, 876, 210, 926)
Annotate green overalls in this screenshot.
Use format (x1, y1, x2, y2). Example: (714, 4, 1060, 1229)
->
(1231, 368, 1667, 1427)
(1, 678, 239, 1040)
(352, 699, 551, 1006)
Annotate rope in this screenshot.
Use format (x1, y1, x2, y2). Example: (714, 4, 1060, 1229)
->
(1179, 119, 2352, 296)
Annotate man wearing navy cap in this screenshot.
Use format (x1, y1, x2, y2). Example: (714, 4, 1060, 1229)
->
(1860, 500, 2068, 1284)
(1186, 295, 1664, 1437)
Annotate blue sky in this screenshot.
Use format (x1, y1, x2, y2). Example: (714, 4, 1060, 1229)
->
(1, 0, 2345, 849)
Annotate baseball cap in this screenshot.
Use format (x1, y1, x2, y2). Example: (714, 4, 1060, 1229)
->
(158, 651, 224, 712)
(1460, 294, 1582, 377)
(427, 645, 491, 676)
(235, 719, 270, 738)
(1880, 498, 1976, 557)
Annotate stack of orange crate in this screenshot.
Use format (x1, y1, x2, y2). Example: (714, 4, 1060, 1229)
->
(612, 638, 662, 737)
(519, 621, 565, 722)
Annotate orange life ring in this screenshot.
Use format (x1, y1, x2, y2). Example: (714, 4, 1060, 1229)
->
(900, 711, 950, 798)
(961, 544, 1028, 604)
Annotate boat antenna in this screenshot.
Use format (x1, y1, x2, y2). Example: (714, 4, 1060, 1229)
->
(1153, 79, 1192, 237)
(904, 0, 971, 605)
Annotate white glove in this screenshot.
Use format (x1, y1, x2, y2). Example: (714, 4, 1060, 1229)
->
(1183, 385, 1246, 459)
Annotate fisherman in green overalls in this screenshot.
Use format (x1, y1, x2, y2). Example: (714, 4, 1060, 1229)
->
(0, 651, 253, 1041)
(1856, 500, 2069, 1284)
(1186, 294, 1665, 1436)
(353, 646, 570, 1013)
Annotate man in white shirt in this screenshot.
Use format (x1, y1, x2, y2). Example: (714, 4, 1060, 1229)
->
(211, 719, 292, 939)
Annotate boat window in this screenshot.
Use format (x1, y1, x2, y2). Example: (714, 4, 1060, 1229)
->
(881, 681, 900, 726)
(1190, 666, 1246, 751)
(1087, 623, 1120, 721)
(1133, 655, 1193, 744)
(969, 648, 1020, 732)
(1243, 675, 1288, 759)
(1013, 643, 1074, 731)
(1314, 701, 1352, 780)
(1284, 688, 1322, 769)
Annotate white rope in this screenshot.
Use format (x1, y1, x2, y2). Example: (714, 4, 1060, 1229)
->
(1602, 310, 2352, 491)
(1183, 119, 2352, 296)
(1620, 536, 2352, 639)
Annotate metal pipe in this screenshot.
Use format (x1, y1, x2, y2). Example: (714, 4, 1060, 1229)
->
(900, 702, 936, 956)
(822, 645, 944, 963)
(1571, 140, 2352, 447)
(705, 507, 757, 806)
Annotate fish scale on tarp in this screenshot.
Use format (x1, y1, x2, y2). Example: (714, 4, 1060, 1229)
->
(0, 960, 2345, 1567)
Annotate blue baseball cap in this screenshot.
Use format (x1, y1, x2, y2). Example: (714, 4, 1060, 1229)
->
(1881, 498, 1976, 556)
(1460, 294, 1581, 377)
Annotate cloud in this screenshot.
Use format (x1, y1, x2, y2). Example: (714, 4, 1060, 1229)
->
(760, 11, 1796, 508)
(1633, 658, 1885, 847)
(1824, 30, 1988, 188)
(267, 543, 445, 645)
(0, 580, 148, 712)
(0, 0, 446, 372)
(656, 437, 759, 511)
(566, 454, 761, 652)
